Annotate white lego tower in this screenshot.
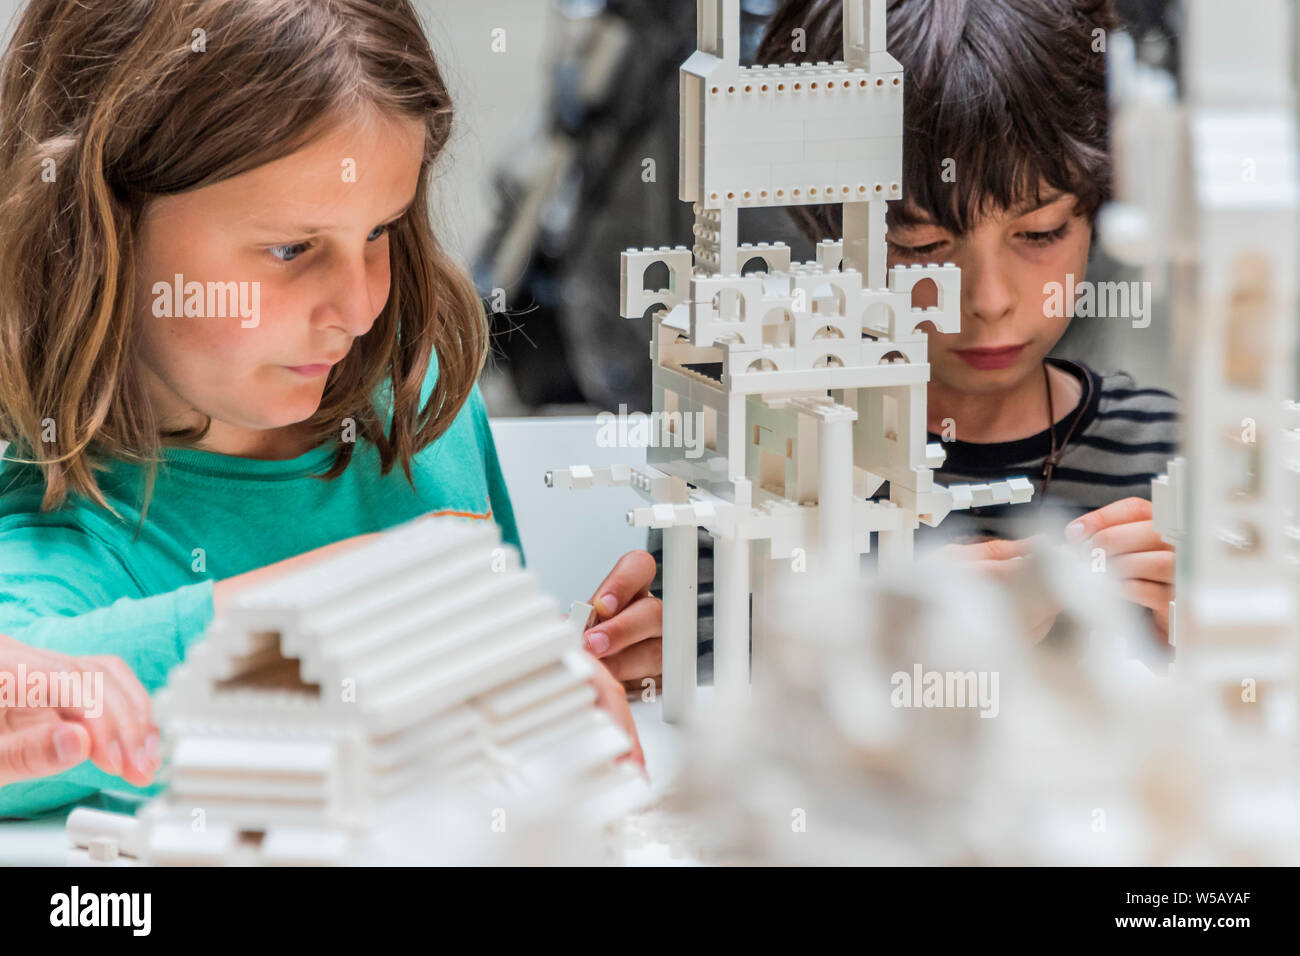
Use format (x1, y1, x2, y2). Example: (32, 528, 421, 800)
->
(548, 0, 1031, 722)
(1109, 0, 1300, 716)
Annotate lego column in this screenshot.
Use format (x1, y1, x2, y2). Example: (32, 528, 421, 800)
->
(713, 532, 751, 699)
(817, 406, 859, 577)
(662, 524, 699, 723)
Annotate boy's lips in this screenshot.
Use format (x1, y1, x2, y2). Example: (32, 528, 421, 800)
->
(953, 344, 1026, 370)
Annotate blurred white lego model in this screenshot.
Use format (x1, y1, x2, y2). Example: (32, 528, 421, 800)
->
(547, 0, 1032, 722)
(611, 0, 1300, 869)
(66, 516, 650, 866)
(1107, 0, 1300, 722)
(654, 542, 1300, 865)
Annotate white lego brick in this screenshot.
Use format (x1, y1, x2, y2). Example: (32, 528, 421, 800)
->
(620, 246, 693, 318)
(1006, 476, 1034, 504)
(476, 656, 593, 719)
(260, 827, 351, 866)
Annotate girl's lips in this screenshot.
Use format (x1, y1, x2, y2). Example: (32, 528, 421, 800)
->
(953, 345, 1026, 370)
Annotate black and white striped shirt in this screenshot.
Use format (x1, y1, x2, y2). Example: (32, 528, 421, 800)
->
(650, 358, 1179, 669)
(924, 358, 1180, 545)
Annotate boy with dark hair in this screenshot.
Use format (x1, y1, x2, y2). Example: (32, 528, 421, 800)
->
(757, 0, 1177, 638)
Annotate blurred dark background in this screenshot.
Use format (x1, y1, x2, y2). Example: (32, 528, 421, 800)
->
(472, 0, 1183, 417)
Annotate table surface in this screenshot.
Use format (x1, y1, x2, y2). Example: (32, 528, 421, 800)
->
(0, 692, 700, 867)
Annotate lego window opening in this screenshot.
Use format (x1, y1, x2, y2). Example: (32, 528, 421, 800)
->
(741, 256, 768, 276)
(762, 308, 793, 347)
(214, 630, 323, 698)
(642, 260, 672, 294)
(910, 277, 939, 310)
(864, 301, 893, 336)
(758, 448, 785, 496)
(712, 289, 744, 322)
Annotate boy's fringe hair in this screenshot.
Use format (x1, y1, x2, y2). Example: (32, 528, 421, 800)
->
(758, 0, 1119, 241)
(0, 0, 487, 515)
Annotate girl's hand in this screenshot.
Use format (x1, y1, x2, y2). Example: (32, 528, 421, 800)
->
(583, 551, 663, 693)
(0, 635, 160, 787)
(1066, 497, 1174, 640)
(586, 652, 646, 771)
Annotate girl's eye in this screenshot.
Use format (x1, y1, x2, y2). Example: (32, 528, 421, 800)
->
(1021, 223, 1069, 246)
(269, 241, 311, 263)
(887, 238, 948, 258)
(268, 223, 393, 263)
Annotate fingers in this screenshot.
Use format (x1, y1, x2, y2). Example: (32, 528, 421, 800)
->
(1089, 519, 1174, 557)
(1023, 609, 1061, 644)
(0, 639, 160, 786)
(1109, 550, 1175, 586)
(933, 535, 1045, 565)
(587, 551, 657, 625)
(1066, 497, 1152, 543)
(623, 675, 662, 697)
(600, 637, 663, 684)
(586, 655, 646, 772)
(0, 721, 92, 787)
(1121, 579, 1173, 616)
(585, 594, 662, 658)
(61, 655, 159, 787)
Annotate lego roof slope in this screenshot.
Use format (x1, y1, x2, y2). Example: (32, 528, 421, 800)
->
(155, 517, 578, 739)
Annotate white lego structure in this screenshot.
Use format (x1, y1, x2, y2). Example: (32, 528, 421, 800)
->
(651, 540, 1300, 866)
(66, 517, 650, 866)
(547, 0, 1032, 722)
(626, 0, 1300, 869)
(1106, 0, 1300, 722)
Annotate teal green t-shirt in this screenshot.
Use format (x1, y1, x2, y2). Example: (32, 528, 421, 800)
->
(0, 380, 519, 818)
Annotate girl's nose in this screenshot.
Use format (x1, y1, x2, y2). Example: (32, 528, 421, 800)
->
(316, 255, 383, 337)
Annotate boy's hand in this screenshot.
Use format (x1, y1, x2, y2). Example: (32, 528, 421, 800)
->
(927, 536, 1061, 641)
(583, 551, 663, 692)
(1066, 497, 1174, 640)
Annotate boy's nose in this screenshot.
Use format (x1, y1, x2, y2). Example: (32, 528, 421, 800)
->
(961, 253, 1017, 326)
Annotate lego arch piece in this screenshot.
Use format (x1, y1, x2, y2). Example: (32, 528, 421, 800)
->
(620, 246, 693, 318)
(762, 307, 794, 347)
(643, 260, 672, 291)
(863, 300, 894, 333)
(909, 277, 940, 310)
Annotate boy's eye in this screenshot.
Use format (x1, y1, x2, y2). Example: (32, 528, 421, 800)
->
(1020, 222, 1069, 246)
(268, 223, 392, 263)
(887, 238, 948, 258)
